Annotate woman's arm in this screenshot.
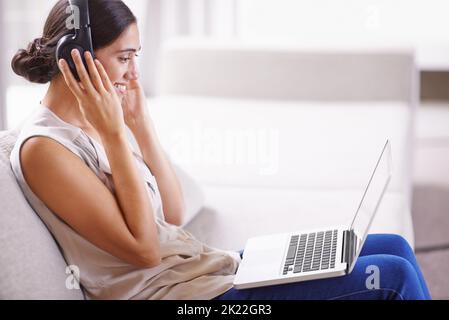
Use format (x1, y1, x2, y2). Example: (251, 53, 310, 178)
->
(121, 77, 186, 227)
(131, 119, 186, 226)
(21, 135, 161, 268)
(101, 131, 161, 253)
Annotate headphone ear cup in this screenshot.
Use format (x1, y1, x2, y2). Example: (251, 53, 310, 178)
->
(56, 35, 88, 82)
(60, 44, 86, 81)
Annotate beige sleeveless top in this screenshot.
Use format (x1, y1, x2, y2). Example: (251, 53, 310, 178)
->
(9, 105, 240, 300)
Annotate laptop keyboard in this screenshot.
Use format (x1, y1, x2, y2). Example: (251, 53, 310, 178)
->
(283, 230, 338, 275)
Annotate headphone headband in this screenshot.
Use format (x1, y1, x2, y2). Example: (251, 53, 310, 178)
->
(69, 0, 91, 29)
(56, 0, 94, 81)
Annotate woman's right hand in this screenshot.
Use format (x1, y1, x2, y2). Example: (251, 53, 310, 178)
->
(58, 49, 126, 139)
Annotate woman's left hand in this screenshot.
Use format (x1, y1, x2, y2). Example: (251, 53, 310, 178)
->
(122, 79, 150, 133)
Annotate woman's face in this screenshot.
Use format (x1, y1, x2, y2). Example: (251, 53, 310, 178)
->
(94, 22, 141, 99)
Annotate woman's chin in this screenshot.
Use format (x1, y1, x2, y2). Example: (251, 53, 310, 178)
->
(116, 91, 126, 103)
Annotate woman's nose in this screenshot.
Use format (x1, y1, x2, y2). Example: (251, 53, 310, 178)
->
(125, 69, 139, 81)
(125, 63, 139, 80)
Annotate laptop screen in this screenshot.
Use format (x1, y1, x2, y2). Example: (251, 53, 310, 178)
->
(348, 140, 393, 271)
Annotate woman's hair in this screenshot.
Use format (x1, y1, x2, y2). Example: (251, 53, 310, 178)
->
(11, 0, 137, 84)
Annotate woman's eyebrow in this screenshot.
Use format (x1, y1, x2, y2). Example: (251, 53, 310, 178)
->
(115, 46, 142, 54)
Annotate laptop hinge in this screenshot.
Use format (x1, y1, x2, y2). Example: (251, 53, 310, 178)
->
(341, 230, 357, 271)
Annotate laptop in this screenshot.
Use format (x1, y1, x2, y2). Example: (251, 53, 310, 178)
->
(233, 140, 393, 289)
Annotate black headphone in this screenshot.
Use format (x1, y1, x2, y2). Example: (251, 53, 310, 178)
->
(56, 0, 95, 81)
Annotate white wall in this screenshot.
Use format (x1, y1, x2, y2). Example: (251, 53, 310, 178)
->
(238, 0, 449, 45)
(0, 0, 5, 130)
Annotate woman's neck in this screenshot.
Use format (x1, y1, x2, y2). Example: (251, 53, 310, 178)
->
(41, 75, 92, 130)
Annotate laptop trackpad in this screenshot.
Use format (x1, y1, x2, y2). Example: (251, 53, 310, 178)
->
(244, 248, 283, 265)
(242, 234, 288, 272)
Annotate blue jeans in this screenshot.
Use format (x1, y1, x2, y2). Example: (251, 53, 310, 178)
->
(214, 234, 431, 300)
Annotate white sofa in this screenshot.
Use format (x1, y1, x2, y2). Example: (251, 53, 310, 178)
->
(0, 41, 417, 299)
(151, 40, 418, 251)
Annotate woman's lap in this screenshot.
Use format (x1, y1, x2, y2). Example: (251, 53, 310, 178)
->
(359, 234, 431, 298)
(216, 234, 431, 300)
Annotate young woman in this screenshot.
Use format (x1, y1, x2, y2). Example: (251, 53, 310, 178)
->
(10, 0, 431, 300)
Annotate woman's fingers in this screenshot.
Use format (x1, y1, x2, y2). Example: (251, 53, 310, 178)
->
(58, 59, 84, 99)
(94, 59, 115, 93)
(84, 51, 106, 93)
(71, 49, 97, 96)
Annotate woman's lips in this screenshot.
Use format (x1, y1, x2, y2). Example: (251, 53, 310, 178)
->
(114, 83, 127, 95)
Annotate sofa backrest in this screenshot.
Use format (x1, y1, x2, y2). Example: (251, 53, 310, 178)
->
(0, 130, 84, 300)
(157, 40, 418, 104)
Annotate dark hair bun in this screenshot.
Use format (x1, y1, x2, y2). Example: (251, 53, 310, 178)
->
(11, 37, 59, 84)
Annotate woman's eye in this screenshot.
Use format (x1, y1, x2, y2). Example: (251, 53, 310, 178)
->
(119, 54, 139, 64)
(119, 57, 131, 63)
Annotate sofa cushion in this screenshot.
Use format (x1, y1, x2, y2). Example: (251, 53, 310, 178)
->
(184, 185, 414, 250)
(149, 96, 412, 195)
(0, 130, 84, 300)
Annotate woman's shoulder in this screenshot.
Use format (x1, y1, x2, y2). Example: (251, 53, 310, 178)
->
(10, 106, 88, 170)
(17, 106, 82, 143)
